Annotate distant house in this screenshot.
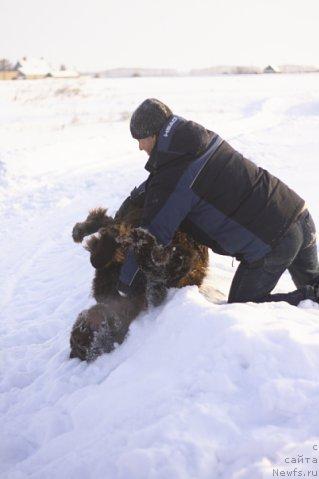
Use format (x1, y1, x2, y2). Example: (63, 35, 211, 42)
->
(16, 57, 51, 79)
(263, 65, 277, 74)
(15, 57, 79, 79)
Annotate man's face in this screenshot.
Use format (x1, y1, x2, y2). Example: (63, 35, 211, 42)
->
(137, 135, 157, 156)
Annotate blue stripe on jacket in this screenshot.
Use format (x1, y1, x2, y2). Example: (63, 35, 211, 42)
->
(119, 136, 223, 288)
(188, 203, 271, 262)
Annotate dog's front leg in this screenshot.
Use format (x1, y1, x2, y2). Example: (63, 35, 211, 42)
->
(72, 208, 110, 242)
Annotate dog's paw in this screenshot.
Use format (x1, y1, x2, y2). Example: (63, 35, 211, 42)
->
(130, 227, 156, 250)
(72, 222, 86, 242)
(150, 245, 170, 266)
(117, 227, 158, 257)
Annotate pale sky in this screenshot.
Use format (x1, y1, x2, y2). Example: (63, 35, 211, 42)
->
(1, 0, 319, 71)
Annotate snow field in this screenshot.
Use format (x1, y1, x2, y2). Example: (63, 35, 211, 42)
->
(1, 74, 319, 478)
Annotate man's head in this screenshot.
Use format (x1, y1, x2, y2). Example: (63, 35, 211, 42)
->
(130, 98, 172, 155)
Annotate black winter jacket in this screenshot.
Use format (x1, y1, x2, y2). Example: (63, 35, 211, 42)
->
(118, 115, 305, 294)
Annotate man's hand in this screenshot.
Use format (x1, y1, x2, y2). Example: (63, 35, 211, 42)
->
(113, 248, 125, 263)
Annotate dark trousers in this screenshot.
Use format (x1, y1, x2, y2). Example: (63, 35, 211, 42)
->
(228, 210, 319, 306)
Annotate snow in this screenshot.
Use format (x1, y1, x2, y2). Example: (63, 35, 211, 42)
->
(1, 74, 319, 479)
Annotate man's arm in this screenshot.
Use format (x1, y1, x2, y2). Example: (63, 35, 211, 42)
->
(114, 180, 147, 222)
(118, 169, 200, 295)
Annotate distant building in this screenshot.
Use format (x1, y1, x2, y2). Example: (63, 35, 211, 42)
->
(263, 65, 277, 74)
(13, 57, 79, 80)
(15, 57, 50, 79)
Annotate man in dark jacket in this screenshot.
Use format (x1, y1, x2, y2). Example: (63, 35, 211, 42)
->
(118, 98, 319, 306)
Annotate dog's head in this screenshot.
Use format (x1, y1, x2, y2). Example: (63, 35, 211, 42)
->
(70, 309, 95, 361)
(70, 303, 124, 361)
(70, 304, 120, 361)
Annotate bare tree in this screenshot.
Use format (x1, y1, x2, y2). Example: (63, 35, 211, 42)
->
(0, 59, 14, 71)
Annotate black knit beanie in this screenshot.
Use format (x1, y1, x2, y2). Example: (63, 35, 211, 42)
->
(130, 98, 173, 139)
